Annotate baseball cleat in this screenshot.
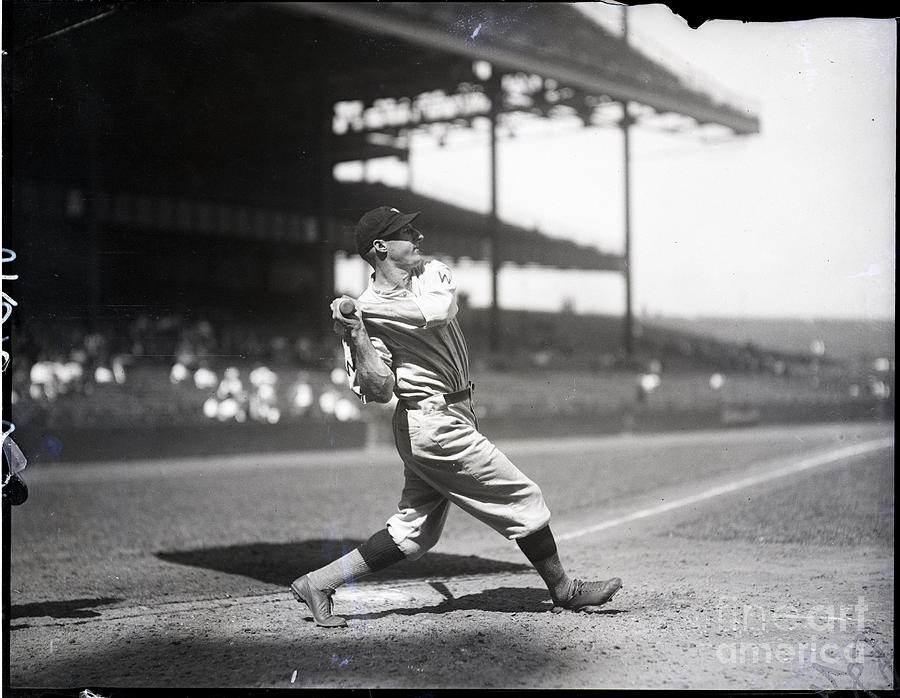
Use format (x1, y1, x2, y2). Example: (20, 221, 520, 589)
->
(551, 577, 622, 613)
(290, 575, 347, 628)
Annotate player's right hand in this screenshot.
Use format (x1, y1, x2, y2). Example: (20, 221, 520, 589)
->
(330, 296, 362, 336)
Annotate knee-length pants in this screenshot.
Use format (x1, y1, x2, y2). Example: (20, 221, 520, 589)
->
(385, 395, 552, 560)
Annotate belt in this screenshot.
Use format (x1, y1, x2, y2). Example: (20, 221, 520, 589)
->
(402, 383, 474, 410)
(443, 383, 474, 405)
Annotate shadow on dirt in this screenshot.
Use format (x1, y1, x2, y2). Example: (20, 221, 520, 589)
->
(332, 582, 630, 620)
(9, 596, 123, 620)
(156, 538, 531, 586)
(7, 627, 565, 689)
(351, 585, 553, 618)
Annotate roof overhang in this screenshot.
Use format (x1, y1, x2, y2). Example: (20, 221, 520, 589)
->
(279, 2, 760, 135)
(6, 2, 758, 275)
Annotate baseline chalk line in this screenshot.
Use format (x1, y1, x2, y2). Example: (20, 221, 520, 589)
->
(557, 438, 894, 542)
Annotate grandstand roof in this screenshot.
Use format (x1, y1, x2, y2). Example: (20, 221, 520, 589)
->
(286, 3, 759, 136)
(7, 2, 758, 276)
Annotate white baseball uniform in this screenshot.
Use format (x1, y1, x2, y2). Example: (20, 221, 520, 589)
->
(344, 259, 551, 560)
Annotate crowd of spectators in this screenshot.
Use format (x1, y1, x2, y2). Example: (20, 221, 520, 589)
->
(8, 311, 893, 432)
(9, 313, 363, 428)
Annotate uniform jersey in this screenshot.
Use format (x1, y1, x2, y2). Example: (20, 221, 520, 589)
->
(343, 259, 470, 403)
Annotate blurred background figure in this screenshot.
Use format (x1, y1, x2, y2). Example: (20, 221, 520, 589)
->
(249, 365, 281, 424)
(29, 358, 58, 402)
(289, 371, 315, 418)
(194, 365, 219, 391)
(215, 367, 248, 423)
(170, 361, 191, 385)
(636, 359, 663, 403)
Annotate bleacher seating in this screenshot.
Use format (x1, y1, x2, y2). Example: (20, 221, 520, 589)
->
(8, 308, 892, 433)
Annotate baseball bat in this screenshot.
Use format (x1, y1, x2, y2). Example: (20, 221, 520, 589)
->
(339, 298, 356, 317)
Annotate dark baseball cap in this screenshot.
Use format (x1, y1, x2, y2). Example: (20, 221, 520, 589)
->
(354, 206, 420, 257)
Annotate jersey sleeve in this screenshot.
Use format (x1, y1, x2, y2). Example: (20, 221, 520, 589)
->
(411, 260, 459, 329)
(343, 335, 393, 403)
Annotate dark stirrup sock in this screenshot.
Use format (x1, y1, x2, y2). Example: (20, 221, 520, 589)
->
(305, 528, 406, 591)
(516, 525, 575, 602)
(358, 527, 407, 570)
(516, 525, 558, 563)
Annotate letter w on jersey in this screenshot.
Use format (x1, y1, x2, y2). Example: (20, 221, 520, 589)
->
(342, 339, 358, 394)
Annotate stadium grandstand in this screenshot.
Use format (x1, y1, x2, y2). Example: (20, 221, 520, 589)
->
(4, 3, 891, 463)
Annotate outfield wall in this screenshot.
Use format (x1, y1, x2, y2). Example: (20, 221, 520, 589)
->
(14, 395, 891, 465)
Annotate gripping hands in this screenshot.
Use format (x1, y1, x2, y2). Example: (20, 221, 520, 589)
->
(330, 296, 362, 337)
(329, 295, 395, 402)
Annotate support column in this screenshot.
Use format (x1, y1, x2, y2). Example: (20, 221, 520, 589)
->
(620, 6, 634, 361)
(316, 112, 336, 317)
(487, 73, 502, 354)
(85, 93, 102, 333)
(312, 21, 335, 328)
(621, 102, 634, 360)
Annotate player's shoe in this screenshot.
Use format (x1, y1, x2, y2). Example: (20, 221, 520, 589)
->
(290, 575, 347, 628)
(551, 577, 622, 613)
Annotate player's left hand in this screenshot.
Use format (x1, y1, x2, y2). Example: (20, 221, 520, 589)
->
(330, 296, 362, 336)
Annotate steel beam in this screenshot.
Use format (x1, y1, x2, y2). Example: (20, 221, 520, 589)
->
(280, 2, 759, 135)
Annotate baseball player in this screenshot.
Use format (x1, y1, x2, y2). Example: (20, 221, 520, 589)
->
(291, 206, 621, 627)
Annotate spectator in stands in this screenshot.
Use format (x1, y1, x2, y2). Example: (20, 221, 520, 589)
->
(249, 365, 280, 424)
(29, 357, 58, 401)
(213, 367, 248, 423)
(288, 371, 315, 417)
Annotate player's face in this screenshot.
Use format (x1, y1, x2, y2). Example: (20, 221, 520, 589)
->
(379, 225, 424, 267)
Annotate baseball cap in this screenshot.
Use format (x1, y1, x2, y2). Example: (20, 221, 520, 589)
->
(354, 206, 420, 257)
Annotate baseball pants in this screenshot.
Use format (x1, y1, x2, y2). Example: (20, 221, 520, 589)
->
(386, 395, 552, 559)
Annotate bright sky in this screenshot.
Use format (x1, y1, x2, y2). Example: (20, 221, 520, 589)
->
(336, 4, 896, 321)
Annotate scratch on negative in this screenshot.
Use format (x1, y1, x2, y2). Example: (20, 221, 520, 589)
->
(471, 23, 483, 39)
(17, 9, 119, 50)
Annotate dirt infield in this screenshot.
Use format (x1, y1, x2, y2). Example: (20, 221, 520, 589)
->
(4, 423, 895, 691)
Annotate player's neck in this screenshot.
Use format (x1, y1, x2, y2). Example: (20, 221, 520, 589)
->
(372, 260, 414, 291)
